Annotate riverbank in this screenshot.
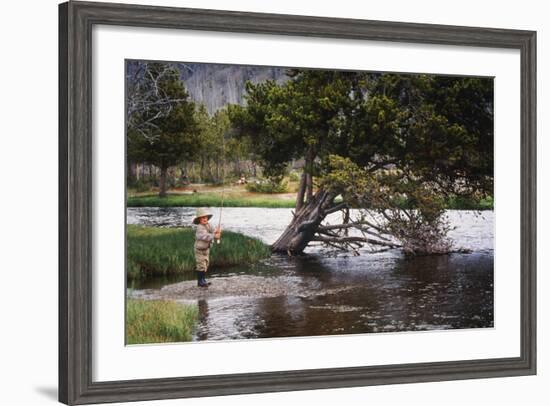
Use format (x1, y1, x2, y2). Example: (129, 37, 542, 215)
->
(128, 183, 297, 208)
(129, 274, 357, 301)
(127, 225, 271, 280)
(127, 185, 493, 210)
(127, 192, 296, 208)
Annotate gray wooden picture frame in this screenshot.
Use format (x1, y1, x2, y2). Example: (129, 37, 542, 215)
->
(59, 1, 537, 404)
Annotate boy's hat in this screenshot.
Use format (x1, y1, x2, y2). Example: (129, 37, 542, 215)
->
(193, 208, 213, 224)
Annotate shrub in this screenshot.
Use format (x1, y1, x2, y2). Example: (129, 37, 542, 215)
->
(245, 179, 289, 193)
(288, 171, 301, 182)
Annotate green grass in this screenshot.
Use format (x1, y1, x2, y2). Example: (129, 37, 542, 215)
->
(127, 193, 296, 208)
(126, 298, 198, 344)
(127, 191, 492, 210)
(127, 225, 271, 280)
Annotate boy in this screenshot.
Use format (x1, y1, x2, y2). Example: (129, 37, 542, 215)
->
(193, 208, 221, 287)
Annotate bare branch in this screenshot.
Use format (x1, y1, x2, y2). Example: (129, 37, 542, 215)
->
(317, 228, 341, 238)
(126, 62, 189, 135)
(318, 222, 393, 241)
(358, 228, 395, 243)
(323, 202, 347, 216)
(360, 218, 390, 235)
(313, 235, 401, 248)
(318, 223, 357, 231)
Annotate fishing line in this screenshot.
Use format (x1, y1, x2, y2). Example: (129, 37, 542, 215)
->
(216, 130, 226, 244)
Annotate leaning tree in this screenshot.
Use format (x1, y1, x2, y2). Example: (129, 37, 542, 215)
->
(229, 70, 493, 256)
(127, 62, 200, 197)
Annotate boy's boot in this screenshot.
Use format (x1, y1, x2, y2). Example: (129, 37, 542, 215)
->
(198, 272, 209, 287)
(196, 271, 203, 287)
(201, 272, 210, 286)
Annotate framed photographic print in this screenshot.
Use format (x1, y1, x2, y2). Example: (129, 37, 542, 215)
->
(59, 1, 536, 404)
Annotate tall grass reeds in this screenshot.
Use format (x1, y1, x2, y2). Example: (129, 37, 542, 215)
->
(126, 298, 198, 344)
(127, 225, 271, 280)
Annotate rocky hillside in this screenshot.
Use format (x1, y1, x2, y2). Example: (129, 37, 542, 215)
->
(177, 62, 289, 113)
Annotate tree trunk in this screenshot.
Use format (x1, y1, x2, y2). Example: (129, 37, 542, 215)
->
(127, 161, 135, 185)
(159, 166, 168, 198)
(272, 189, 336, 255)
(295, 170, 307, 212)
(306, 173, 313, 202)
(207, 158, 214, 183)
(200, 156, 205, 182)
(235, 158, 241, 177)
(304, 148, 314, 203)
(179, 164, 187, 185)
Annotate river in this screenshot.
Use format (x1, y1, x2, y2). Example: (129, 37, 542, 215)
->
(127, 208, 494, 341)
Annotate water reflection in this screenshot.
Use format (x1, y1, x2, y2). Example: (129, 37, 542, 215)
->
(196, 299, 209, 341)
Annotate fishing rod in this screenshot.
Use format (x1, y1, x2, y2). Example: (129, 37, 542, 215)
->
(216, 187, 225, 244)
(216, 131, 227, 244)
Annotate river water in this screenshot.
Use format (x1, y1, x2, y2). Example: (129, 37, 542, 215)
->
(127, 208, 494, 341)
